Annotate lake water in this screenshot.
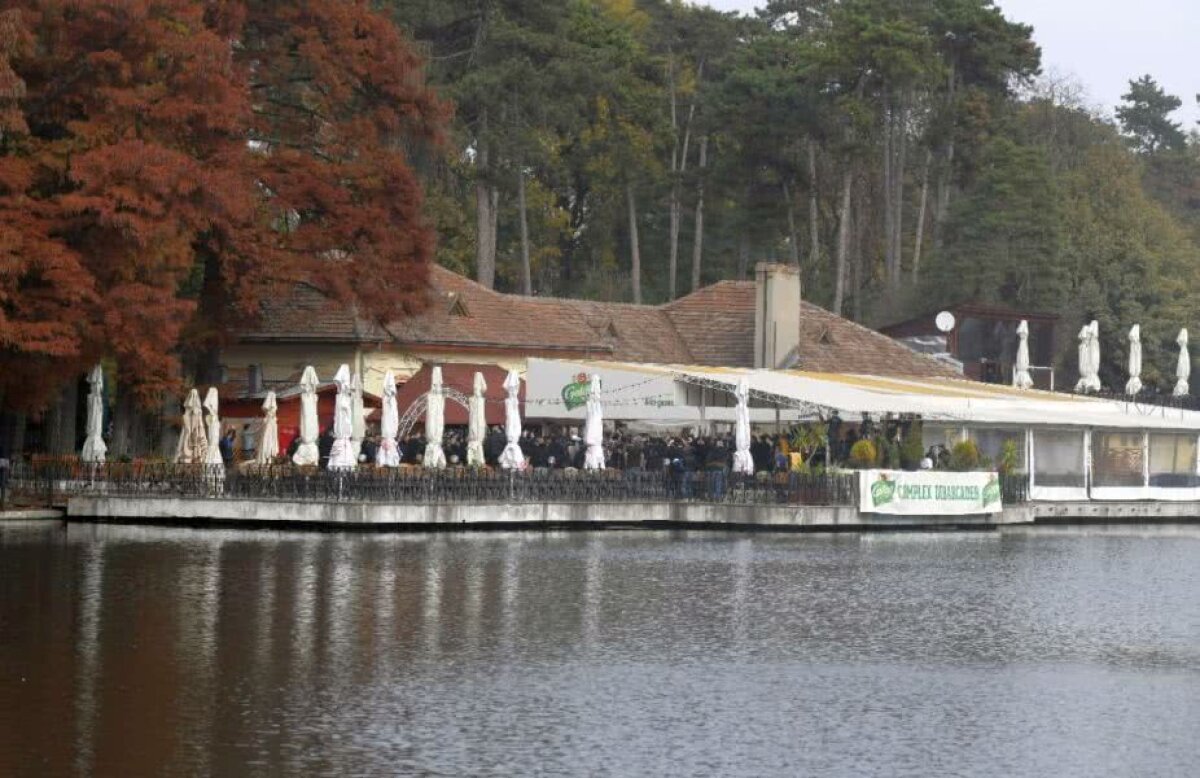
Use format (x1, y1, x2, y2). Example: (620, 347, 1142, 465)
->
(1, 522, 1199, 777)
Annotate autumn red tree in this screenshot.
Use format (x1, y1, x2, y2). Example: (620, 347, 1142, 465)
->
(0, 0, 445, 411)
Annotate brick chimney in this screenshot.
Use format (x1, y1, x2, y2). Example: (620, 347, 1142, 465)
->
(753, 262, 801, 368)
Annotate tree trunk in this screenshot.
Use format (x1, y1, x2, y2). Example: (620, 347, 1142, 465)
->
(737, 230, 751, 280)
(782, 177, 800, 267)
(833, 165, 853, 316)
(912, 149, 932, 281)
(474, 154, 496, 288)
(891, 94, 909, 290)
(807, 140, 821, 276)
(667, 58, 702, 301)
(46, 380, 79, 455)
(690, 136, 709, 292)
(626, 183, 642, 304)
(882, 93, 895, 288)
(932, 64, 957, 252)
(517, 166, 532, 295)
(853, 180, 869, 322)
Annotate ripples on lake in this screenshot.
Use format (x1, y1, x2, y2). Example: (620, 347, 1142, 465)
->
(1, 523, 1199, 777)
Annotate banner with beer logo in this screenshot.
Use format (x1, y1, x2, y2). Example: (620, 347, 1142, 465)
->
(859, 470, 1003, 515)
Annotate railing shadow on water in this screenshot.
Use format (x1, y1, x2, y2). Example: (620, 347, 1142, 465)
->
(8, 459, 867, 508)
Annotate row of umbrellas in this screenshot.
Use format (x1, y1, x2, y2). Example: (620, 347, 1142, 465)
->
(77, 364, 762, 476)
(1013, 321, 1190, 397)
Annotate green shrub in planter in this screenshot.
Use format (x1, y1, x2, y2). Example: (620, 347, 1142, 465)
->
(948, 439, 981, 471)
(899, 433, 925, 470)
(848, 439, 878, 469)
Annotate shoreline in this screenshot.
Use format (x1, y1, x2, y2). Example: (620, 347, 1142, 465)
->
(60, 494, 1200, 532)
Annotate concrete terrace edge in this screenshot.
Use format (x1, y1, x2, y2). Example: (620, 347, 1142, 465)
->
(67, 495, 1037, 530)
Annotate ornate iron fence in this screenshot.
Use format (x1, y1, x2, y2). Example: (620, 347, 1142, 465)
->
(7, 459, 862, 508)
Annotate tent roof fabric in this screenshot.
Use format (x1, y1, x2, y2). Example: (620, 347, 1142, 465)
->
(242, 266, 951, 378)
(530, 358, 1200, 432)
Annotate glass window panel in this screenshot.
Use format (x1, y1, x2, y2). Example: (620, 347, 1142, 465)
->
(1033, 430, 1085, 487)
(1092, 431, 1144, 487)
(1148, 434, 1199, 487)
(967, 427, 1025, 472)
(922, 425, 961, 460)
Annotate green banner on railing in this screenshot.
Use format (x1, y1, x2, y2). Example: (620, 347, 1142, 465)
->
(859, 469, 1002, 515)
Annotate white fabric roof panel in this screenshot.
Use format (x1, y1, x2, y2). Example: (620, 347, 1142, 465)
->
(526, 358, 1200, 432)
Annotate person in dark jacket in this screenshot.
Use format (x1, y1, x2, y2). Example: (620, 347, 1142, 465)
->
(219, 429, 236, 465)
(317, 427, 334, 469)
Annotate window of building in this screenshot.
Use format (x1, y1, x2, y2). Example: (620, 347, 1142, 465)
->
(967, 427, 1025, 471)
(1148, 433, 1199, 487)
(1092, 431, 1144, 487)
(1033, 430, 1085, 488)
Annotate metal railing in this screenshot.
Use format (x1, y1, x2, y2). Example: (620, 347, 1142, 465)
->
(7, 459, 861, 508)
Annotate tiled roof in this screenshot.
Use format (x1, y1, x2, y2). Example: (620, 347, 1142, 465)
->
(665, 280, 955, 377)
(383, 266, 693, 361)
(249, 283, 388, 342)
(244, 266, 951, 378)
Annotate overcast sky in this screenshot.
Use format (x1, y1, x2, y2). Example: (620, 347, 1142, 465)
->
(696, 0, 1200, 126)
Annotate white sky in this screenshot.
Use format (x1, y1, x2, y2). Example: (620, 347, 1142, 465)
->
(696, 0, 1200, 126)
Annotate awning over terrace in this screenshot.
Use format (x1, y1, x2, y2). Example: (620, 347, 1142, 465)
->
(525, 358, 1200, 432)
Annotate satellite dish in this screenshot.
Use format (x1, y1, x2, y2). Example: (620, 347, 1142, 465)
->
(935, 311, 956, 333)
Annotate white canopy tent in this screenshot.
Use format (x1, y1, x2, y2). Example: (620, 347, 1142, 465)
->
(526, 358, 1200, 432)
(1013, 320, 1033, 390)
(81, 365, 107, 464)
(328, 364, 356, 470)
(731, 377, 754, 475)
(1126, 324, 1142, 396)
(377, 370, 401, 468)
(498, 369, 525, 470)
(202, 387, 224, 469)
(257, 391, 279, 464)
(467, 371, 487, 467)
(175, 388, 206, 464)
(1175, 329, 1190, 397)
(350, 372, 366, 463)
(292, 366, 321, 466)
(424, 366, 447, 469)
(583, 374, 605, 470)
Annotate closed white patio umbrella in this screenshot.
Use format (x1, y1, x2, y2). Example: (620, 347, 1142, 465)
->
(731, 377, 754, 475)
(424, 366, 447, 469)
(292, 366, 320, 466)
(467, 371, 487, 467)
(1087, 320, 1102, 392)
(1126, 324, 1142, 396)
(174, 388, 207, 464)
(203, 387, 224, 469)
(1075, 321, 1101, 393)
(1175, 329, 1190, 397)
(350, 371, 365, 462)
(1013, 320, 1034, 390)
(377, 370, 401, 467)
(583, 374, 605, 471)
(80, 365, 107, 464)
(498, 370, 525, 470)
(256, 391, 279, 464)
(327, 364, 356, 470)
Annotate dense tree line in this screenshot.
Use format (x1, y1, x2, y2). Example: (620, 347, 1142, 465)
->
(396, 0, 1200, 387)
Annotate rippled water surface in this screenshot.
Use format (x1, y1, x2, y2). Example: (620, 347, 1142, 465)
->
(2, 523, 1200, 777)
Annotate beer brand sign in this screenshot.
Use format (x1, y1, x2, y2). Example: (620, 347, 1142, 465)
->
(561, 373, 590, 411)
(860, 470, 1002, 515)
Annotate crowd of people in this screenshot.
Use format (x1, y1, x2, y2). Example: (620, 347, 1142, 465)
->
(216, 410, 932, 473)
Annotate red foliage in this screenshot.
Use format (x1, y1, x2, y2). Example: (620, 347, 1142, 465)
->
(0, 1, 446, 409)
